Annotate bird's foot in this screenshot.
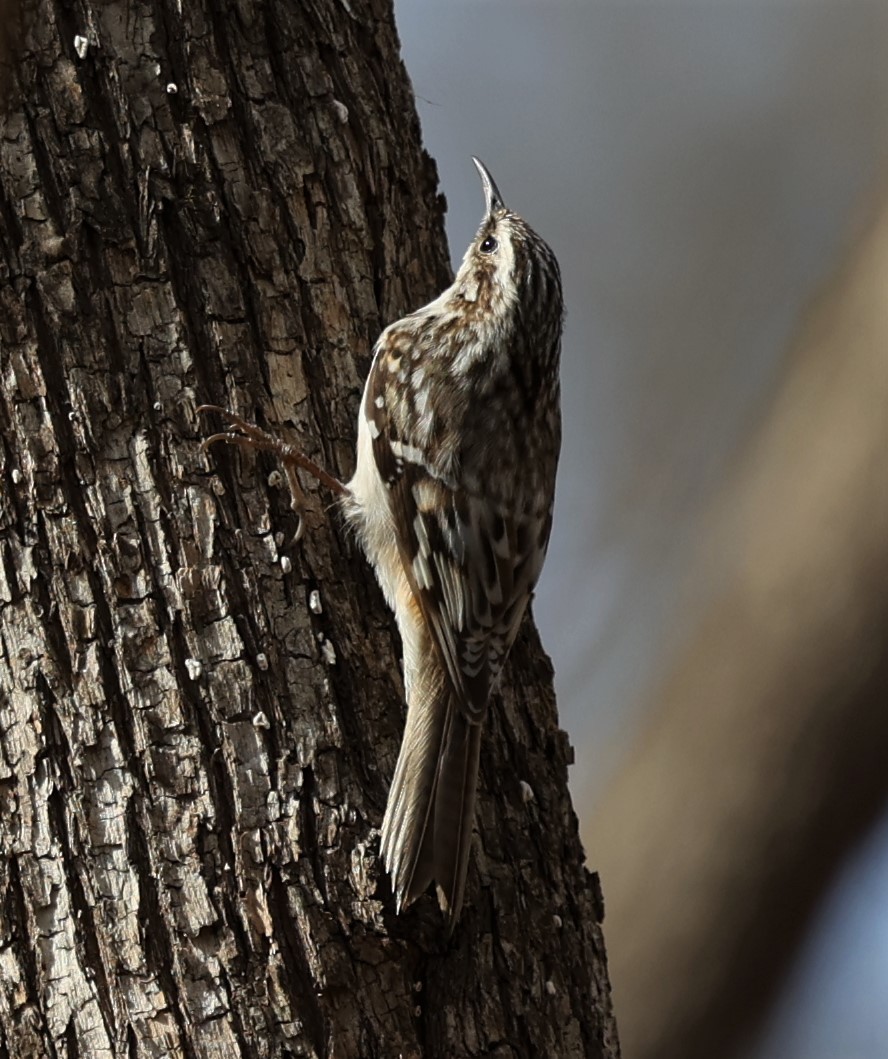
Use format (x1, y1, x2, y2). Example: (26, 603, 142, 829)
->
(197, 404, 347, 541)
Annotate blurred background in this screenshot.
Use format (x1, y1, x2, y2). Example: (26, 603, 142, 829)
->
(394, 2, 888, 1057)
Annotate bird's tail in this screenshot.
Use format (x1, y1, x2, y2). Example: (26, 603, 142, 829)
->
(380, 665, 482, 928)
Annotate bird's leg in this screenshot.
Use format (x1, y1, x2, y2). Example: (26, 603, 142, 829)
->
(197, 404, 347, 541)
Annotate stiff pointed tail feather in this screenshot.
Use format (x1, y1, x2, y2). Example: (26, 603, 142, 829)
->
(380, 684, 482, 928)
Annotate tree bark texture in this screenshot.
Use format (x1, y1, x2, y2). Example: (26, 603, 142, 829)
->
(0, 2, 619, 1057)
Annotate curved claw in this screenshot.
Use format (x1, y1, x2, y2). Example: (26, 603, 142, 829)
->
(196, 403, 348, 516)
(196, 403, 246, 432)
(200, 430, 252, 454)
(197, 406, 281, 452)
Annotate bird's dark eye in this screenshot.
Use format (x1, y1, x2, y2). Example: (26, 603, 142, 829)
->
(480, 235, 498, 254)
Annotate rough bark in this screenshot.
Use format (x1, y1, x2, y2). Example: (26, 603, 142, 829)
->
(0, 1, 619, 1057)
(587, 184, 888, 1059)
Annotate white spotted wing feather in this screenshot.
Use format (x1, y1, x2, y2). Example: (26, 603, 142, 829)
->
(345, 323, 556, 922)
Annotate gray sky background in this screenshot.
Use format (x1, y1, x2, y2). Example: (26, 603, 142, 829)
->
(394, 2, 888, 1055)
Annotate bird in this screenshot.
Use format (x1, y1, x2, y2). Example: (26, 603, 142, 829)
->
(200, 157, 564, 928)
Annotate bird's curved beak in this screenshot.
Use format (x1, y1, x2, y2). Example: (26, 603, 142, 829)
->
(472, 156, 506, 218)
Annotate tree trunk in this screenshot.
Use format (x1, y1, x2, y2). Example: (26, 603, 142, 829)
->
(0, 2, 619, 1056)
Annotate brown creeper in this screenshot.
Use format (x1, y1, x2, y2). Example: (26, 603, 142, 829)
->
(200, 158, 563, 928)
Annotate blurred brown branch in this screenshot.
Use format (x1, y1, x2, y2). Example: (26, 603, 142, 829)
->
(586, 181, 888, 1059)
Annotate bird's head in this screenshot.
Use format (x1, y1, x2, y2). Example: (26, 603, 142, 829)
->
(452, 157, 562, 335)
